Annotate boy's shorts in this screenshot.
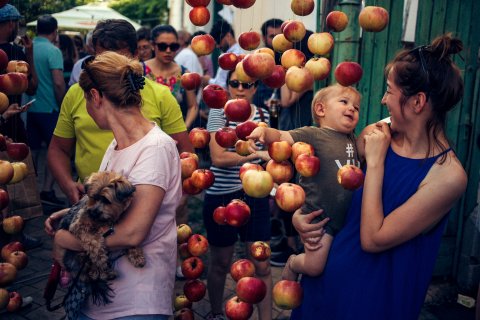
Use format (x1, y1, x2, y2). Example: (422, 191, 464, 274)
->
(203, 190, 271, 247)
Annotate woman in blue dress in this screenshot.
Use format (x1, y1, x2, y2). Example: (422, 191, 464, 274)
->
(290, 33, 467, 320)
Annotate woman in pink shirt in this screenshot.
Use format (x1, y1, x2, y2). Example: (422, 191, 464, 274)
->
(46, 51, 182, 319)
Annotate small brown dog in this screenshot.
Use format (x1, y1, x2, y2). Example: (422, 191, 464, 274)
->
(60, 171, 144, 283)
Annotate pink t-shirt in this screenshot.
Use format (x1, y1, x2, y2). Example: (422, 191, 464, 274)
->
(82, 125, 182, 318)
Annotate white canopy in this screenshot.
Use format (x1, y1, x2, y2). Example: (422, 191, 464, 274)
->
(27, 3, 141, 31)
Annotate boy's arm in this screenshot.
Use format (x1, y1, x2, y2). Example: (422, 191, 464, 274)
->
(247, 127, 294, 146)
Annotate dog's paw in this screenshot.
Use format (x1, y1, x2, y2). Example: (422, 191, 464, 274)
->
(127, 248, 146, 268)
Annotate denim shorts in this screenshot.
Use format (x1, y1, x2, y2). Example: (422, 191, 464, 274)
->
(202, 189, 271, 247)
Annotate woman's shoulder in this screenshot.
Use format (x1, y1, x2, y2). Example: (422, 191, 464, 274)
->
(424, 150, 467, 199)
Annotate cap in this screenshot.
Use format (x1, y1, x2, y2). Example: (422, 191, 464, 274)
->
(0, 4, 22, 23)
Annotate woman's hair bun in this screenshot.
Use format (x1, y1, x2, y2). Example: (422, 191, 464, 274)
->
(430, 33, 463, 60)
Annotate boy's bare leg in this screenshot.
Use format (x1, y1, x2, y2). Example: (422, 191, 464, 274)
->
(283, 234, 334, 279)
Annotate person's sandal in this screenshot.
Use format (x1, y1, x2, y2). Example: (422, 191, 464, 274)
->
(281, 254, 299, 281)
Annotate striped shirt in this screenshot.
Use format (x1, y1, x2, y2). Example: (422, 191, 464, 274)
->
(206, 105, 270, 195)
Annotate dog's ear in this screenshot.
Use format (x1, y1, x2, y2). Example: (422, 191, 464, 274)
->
(112, 178, 136, 202)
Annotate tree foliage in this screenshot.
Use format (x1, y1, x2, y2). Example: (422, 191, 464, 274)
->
(109, 0, 169, 28)
(10, 0, 95, 23)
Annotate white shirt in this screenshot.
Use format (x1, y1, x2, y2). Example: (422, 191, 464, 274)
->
(175, 46, 204, 75)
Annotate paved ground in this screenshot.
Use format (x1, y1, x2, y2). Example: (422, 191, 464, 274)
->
(0, 149, 476, 319)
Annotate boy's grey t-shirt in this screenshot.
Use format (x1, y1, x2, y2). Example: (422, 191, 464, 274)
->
(289, 126, 360, 235)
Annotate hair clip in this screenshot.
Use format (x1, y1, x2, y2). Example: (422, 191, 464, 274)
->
(127, 71, 145, 92)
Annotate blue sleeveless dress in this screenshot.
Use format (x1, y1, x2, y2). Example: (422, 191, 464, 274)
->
(291, 146, 452, 320)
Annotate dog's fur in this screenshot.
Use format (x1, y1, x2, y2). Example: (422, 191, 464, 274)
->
(59, 171, 144, 304)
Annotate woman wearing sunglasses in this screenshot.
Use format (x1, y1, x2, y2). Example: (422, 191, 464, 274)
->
(144, 25, 198, 130)
(202, 70, 273, 320)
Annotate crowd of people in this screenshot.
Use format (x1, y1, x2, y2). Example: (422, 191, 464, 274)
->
(0, 2, 470, 320)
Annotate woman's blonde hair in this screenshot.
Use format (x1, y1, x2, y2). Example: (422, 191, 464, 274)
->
(311, 84, 361, 125)
(79, 51, 144, 108)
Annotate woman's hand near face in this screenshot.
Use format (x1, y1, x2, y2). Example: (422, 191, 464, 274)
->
(363, 122, 391, 168)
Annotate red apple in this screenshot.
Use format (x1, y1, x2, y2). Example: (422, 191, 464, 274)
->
(6, 60, 29, 74)
(181, 154, 199, 179)
(187, 233, 209, 256)
(0, 133, 6, 152)
(231, 0, 256, 9)
(186, 0, 211, 6)
(326, 10, 349, 32)
(235, 140, 251, 156)
(183, 279, 207, 302)
(307, 32, 334, 56)
(242, 53, 275, 79)
(283, 20, 306, 43)
(285, 66, 314, 93)
(180, 151, 199, 162)
(202, 84, 229, 109)
(0, 72, 28, 95)
(2, 215, 24, 235)
(225, 199, 251, 227)
(281, 49, 306, 69)
(275, 182, 306, 212)
(0, 48, 8, 71)
(191, 34, 216, 56)
(337, 164, 364, 190)
(189, 6, 210, 26)
(272, 34, 293, 53)
(236, 276, 267, 304)
(178, 242, 192, 260)
(0, 262, 17, 287)
(6, 142, 29, 161)
(182, 177, 203, 195)
(262, 65, 286, 89)
(295, 153, 320, 177)
(0, 159, 14, 184)
(181, 72, 202, 90)
(0, 190, 9, 212)
(272, 279, 303, 309)
(359, 6, 389, 32)
(215, 127, 238, 148)
(8, 162, 28, 184)
(218, 52, 239, 71)
(305, 57, 331, 81)
(291, 141, 314, 162)
(1, 241, 24, 261)
(249, 241, 271, 261)
(177, 224, 193, 244)
(189, 127, 210, 149)
(225, 296, 253, 320)
(190, 169, 215, 189)
(5, 251, 28, 270)
(224, 99, 251, 123)
(254, 47, 275, 58)
(291, 0, 315, 16)
(230, 259, 255, 282)
(266, 160, 294, 184)
(334, 61, 363, 86)
(0, 288, 8, 310)
(235, 120, 258, 141)
(0, 92, 9, 114)
(213, 206, 227, 225)
(234, 61, 255, 83)
(268, 140, 292, 162)
(174, 294, 193, 311)
(242, 170, 274, 198)
(6, 291, 22, 312)
(181, 256, 205, 279)
(174, 308, 194, 320)
(239, 162, 263, 181)
(238, 31, 261, 51)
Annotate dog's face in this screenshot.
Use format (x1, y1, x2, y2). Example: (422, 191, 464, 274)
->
(83, 171, 136, 223)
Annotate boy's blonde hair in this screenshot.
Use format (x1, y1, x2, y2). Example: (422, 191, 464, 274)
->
(311, 84, 362, 125)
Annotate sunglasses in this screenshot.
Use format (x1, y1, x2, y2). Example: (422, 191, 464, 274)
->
(155, 42, 180, 52)
(228, 80, 256, 89)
